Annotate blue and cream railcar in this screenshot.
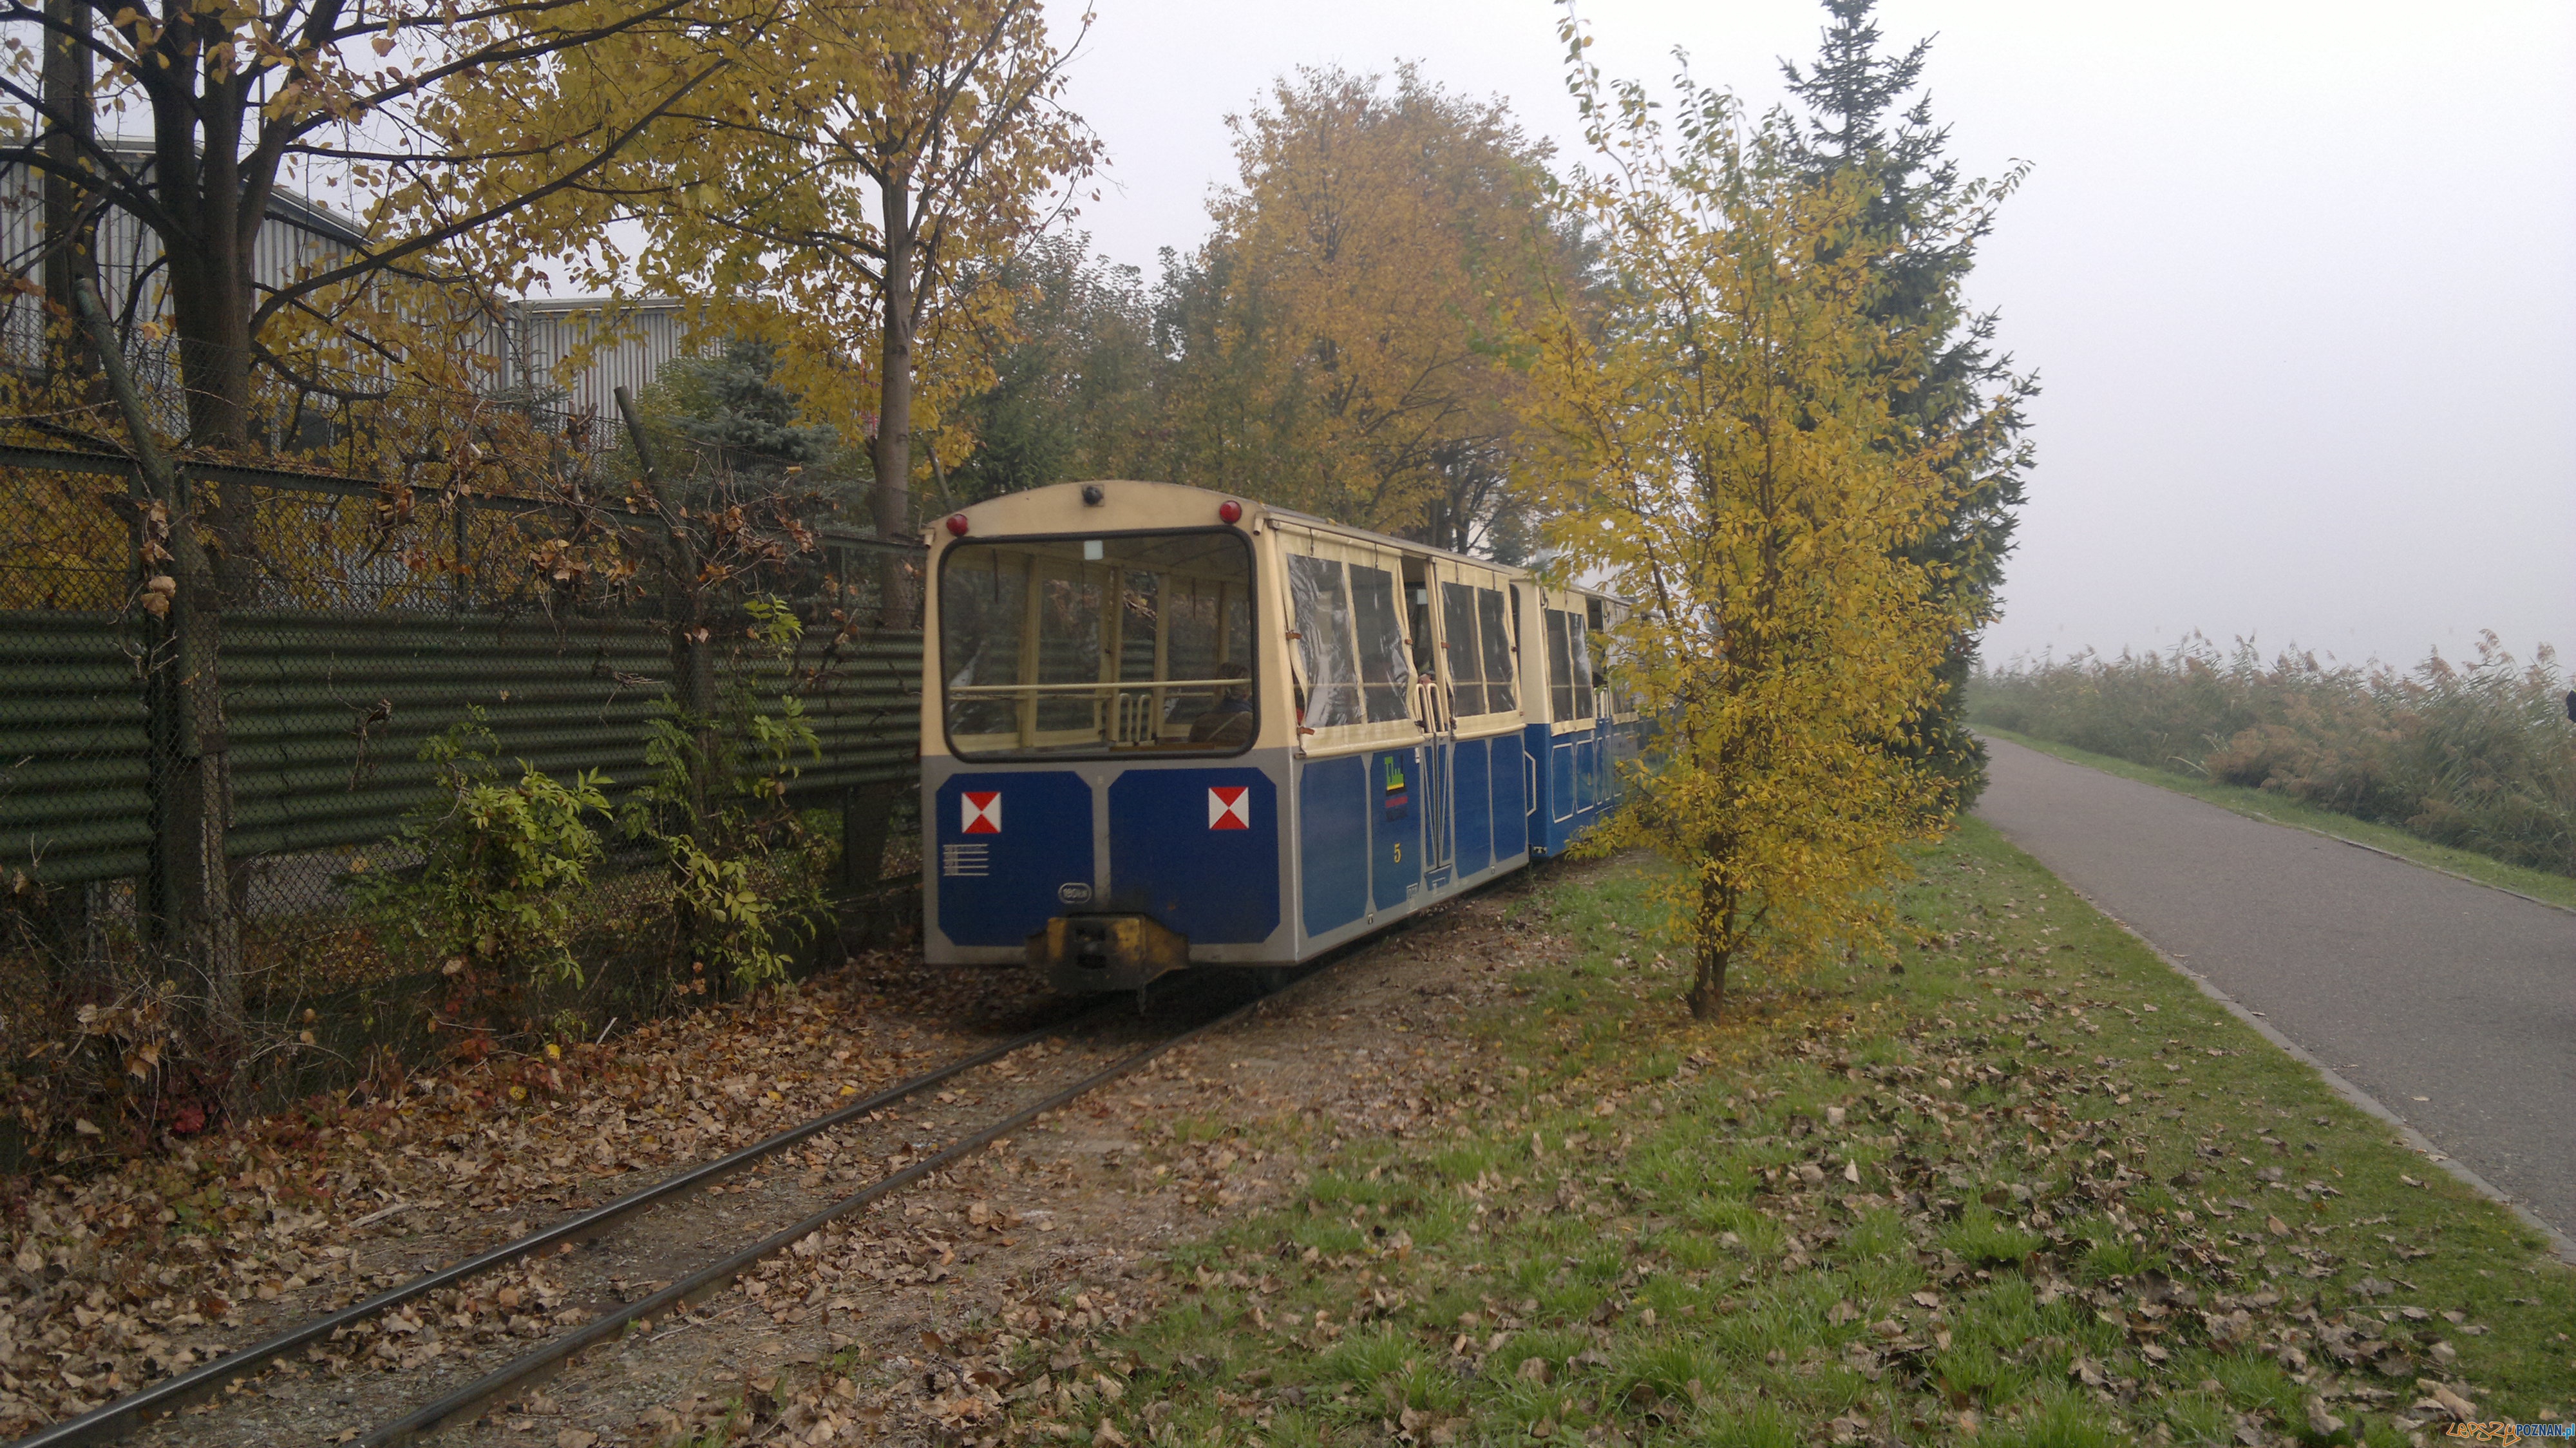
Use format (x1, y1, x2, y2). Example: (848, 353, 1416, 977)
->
(1523, 586, 1641, 857)
(920, 481, 1633, 993)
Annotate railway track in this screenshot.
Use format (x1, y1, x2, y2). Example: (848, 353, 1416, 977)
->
(12, 975, 1292, 1448)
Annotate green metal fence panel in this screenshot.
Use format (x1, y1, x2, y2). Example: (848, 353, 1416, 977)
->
(784, 633, 922, 797)
(0, 609, 923, 886)
(0, 613, 154, 882)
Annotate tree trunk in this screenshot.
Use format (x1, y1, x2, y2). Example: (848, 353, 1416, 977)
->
(838, 781, 898, 896)
(153, 93, 265, 603)
(1689, 941, 1728, 1021)
(616, 386, 719, 835)
(77, 281, 246, 1110)
(618, 388, 724, 986)
(1689, 872, 1730, 1021)
(872, 170, 917, 629)
(37, 11, 110, 1011)
(166, 598, 247, 1091)
(158, 137, 254, 436)
(39, 0, 93, 382)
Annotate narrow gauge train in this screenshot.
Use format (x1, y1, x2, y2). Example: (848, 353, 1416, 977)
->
(921, 480, 1638, 993)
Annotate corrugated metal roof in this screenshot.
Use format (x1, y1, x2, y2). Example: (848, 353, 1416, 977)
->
(0, 154, 699, 417)
(0, 142, 368, 249)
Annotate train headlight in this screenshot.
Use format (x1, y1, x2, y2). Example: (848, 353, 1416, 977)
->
(945, 513, 971, 537)
(1218, 499, 1243, 524)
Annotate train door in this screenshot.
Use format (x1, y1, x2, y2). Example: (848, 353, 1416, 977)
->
(1542, 591, 1597, 824)
(1434, 560, 1526, 875)
(1277, 526, 1427, 935)
(1598, 600, 1639, 805)
(1406, 560, 1455, 890)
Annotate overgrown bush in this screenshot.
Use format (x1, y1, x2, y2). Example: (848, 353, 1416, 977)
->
(1971, 632, 2575, 875)
(352, 706, 613, 1025)
(0, 937, 218, 1167)
(354, 600, 835, 1047)
(621, 597, 834, 996)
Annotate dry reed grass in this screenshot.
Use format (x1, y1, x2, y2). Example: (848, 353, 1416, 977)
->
(1971, 631, 2575, 877)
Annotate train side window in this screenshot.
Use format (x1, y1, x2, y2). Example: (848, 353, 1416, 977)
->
(1599, 602, 1638, 723)
(1441, 581, 1485, 716)
(1287, 554, 1363, 729)
(1546, 608, 1575, 721)
(1348, 564, 1414, 724)
(1569, 611, 1596, 720)
(1476, 587, 1516, 714)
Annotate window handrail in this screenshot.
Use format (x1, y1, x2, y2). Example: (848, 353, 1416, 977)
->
(947, 678, 1245, 695)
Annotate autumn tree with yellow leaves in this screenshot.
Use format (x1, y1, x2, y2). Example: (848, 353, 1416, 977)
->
(553, 0, 1095, 620)
(0, 0, 774, 443)
(1529, 19, 2020, 1021)
(1164, 65, 1565, 552)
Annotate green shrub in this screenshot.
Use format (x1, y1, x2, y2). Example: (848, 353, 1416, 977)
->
(620, 596, 833, 994)
(354, 707, 611, 1007)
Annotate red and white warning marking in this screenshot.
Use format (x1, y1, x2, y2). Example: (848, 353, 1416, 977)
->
(1208, 785, 1251, 831)
(961, 790, 1002, 834)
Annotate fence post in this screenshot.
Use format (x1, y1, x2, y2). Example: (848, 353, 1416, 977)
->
(75, 281, 245, 1092)
(616, 385, 717, 821)
(839, 782, 898, 897)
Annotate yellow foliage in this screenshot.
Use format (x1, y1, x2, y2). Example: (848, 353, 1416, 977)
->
(1526, 23, 1976, 1020)
(460, 0, 1098, 500)
(1168, 65, 1562, 538)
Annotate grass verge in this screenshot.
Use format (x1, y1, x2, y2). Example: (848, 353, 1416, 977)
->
(1002, 822, 2576, 1445)
(1974, 725, 2576, 914)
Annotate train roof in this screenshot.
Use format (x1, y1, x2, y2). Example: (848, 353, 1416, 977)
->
(947, 480, 1626, 604)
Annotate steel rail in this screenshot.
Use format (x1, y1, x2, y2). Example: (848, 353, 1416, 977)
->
(8, 1004, 1120, 1448)
(360, 987, 1276, 1447)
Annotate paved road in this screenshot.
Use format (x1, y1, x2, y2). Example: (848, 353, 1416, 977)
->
(1973, 735, 2576, 1239)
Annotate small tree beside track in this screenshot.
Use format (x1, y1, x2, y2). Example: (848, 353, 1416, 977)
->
(1526, 11, 2022, 1022)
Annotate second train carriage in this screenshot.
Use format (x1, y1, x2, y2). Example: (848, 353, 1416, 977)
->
(920, 480, 1637, 993)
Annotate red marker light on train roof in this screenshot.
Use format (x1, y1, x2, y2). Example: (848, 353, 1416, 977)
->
(945, 514, 971, 537)
(1218, 499, 1243, 524)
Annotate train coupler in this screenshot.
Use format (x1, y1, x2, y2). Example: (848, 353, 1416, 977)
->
(1028, 913, 1188, 996)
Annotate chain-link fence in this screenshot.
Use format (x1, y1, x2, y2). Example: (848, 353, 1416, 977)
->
(0, 330, 929, 1163)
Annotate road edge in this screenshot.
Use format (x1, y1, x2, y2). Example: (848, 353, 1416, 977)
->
(1970, 729, 2576, 918)
(2054, 883, 2576, 1268)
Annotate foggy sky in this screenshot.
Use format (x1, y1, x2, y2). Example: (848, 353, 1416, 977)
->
(1041, 0, 2576, 672)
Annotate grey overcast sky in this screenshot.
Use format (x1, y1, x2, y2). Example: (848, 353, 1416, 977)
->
(1040, 0, 2576, 672)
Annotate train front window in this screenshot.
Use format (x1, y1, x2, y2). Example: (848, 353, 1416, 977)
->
(942, 531, 1256, 757)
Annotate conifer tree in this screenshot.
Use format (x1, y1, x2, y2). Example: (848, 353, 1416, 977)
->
(650, 338, 841, 475)
(1781, 0, 2036, 810)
